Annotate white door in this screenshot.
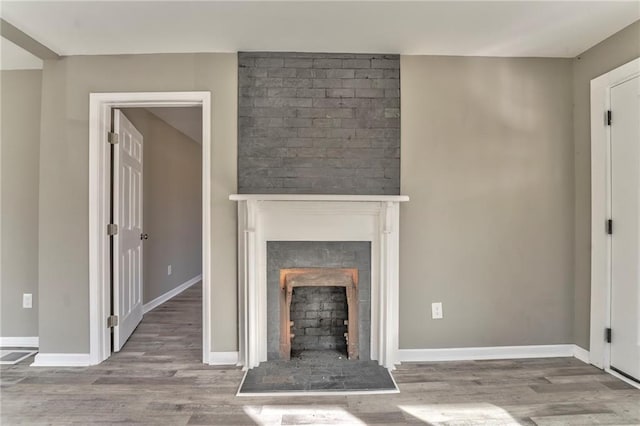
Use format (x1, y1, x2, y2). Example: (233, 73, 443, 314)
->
(113, 109, 144, 352)
(610, 75, 640, 381)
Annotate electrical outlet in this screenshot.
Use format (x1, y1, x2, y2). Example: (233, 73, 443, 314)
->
(23, 293, 33, 309)
(168, 265, 172, 275)
(431, 302, 443, 319)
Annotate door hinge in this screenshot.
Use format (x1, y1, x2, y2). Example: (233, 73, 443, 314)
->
(607, 219, 613, 235)
(107, 132, 119, 144)
(606, 110, 612, 126)
(605, 327, 612, 343)
(107, 223, 118, 236)
(107, 315, 119, 328)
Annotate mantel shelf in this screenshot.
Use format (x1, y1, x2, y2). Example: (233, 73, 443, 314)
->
(229, 194, 410, 202)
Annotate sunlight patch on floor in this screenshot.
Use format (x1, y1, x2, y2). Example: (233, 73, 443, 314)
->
(243, 405, 367, 426)
(399, 403, 523, 425)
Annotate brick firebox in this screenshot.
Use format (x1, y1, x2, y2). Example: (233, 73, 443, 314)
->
(279, 268, 359, 360)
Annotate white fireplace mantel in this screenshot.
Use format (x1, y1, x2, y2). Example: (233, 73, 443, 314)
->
(230, 194, 409, 370)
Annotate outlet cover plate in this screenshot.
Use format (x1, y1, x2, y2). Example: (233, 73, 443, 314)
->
(431, 302, 443, 319)
(23, 293, 33, 309)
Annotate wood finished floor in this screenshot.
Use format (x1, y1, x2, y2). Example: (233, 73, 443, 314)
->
(2, 283, 639, 425)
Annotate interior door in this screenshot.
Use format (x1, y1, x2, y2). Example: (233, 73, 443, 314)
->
(610, 75, 640, 382)
(113, 109, 144, 352)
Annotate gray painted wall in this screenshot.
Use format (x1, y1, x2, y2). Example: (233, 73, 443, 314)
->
(238, 52, 400, 195)
(121, 108, 202, 305)
(400, 56, 575, 348)
(37, 54, 237, 354)
(572, 21, 640, 350)
(0, 70, 41, 339)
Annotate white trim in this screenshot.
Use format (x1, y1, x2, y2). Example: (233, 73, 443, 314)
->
(89, 91, 212, 366)
(237, 389, 400, 397)
(208, 351, 239, 365)
(231, 199, 406, 370)
(398, 344, 577, 362)
(31, 353, 92, 367)
(230, 194, 409, 202)
(606, 368, 640, 390)
(142, 274, 202, 314)
(590, 57, 640, 370)
(0, 337, 39, 347)
(573, 345, 590, 364)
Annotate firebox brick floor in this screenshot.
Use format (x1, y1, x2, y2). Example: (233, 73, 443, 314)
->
(238, 350, 397, 394)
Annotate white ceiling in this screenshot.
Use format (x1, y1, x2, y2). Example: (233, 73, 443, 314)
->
(1, 37, 43, 70)
(146, 107, 202, 145)
(0, 1, 638, 58)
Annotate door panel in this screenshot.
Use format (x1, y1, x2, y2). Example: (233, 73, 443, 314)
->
(113, 109, 144, 352)
(610, 75, 640, 381)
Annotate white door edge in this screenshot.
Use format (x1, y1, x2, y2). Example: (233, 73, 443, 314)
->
(88, 92, 212, 365)
(590, 57, 640, 370)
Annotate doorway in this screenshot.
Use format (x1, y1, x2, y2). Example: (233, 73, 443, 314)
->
(111, 107, 203, 353)
(88, 92, 212, 365)
(590, 58, 640, 388)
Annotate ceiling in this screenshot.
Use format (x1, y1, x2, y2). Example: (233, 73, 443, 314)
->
(146, 107, 202, 145)
(1, 1, 638, 59)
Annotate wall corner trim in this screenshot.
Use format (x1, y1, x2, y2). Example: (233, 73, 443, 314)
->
(208, 351, 239, 366)
(0, 337, 39, 348)
(31, 353, 92, 367)
(573, 345, 590, 364)
(398, 344, 587, 363)
(142, 274, 202, 314)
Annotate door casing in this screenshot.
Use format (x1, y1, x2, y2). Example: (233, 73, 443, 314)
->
(590, 57, 640, 389)
(89, 92, 212, 365)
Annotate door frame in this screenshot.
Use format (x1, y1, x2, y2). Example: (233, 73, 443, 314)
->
(89, 92, 212, 365)
(590, 58, 640, 381)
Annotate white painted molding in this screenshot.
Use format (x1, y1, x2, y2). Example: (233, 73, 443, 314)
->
(31, 353, 92, 367)
(0, 337, 39, 347)
(230, 194, 409, 202)
(209, 351, 239, 365)
(590, 57, 640, 370)
(573, 345, 590, 364)
(231, 198, 406, 370)
(398, 345, 578, 362)
(89, 91, 212, 366)
(143, 274, 202, 314)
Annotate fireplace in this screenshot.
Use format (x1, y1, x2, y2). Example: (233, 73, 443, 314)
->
(279, 268, 359, 360)
(230, 194, 409, 370)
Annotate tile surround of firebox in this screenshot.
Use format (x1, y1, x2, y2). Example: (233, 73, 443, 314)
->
(230, 194, 409, 370)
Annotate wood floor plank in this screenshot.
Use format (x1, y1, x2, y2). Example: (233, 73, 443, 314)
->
(2, 282, 639, 425)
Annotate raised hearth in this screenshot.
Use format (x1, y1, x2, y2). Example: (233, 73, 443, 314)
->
(230, 194, 409, 370)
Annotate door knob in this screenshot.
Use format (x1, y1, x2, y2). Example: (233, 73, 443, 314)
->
(140, 233, 149, 240)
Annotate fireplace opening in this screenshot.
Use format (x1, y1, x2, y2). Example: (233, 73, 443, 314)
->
(279, 268, 359, 360)
(290, 286, 348, 359)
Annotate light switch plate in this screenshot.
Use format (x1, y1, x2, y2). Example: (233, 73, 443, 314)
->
(168, 265, 172, 275)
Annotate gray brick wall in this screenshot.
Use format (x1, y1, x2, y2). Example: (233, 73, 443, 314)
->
(238, 52, 400, 194)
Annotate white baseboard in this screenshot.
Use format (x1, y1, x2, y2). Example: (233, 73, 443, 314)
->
(573, 345, 590, 364)
(209, 351, 239, 365)
(143, 274, 202, 313)
(31, 353, 92, 367)
(399, 344, 580, 362)
(0, 336, 39, 348)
